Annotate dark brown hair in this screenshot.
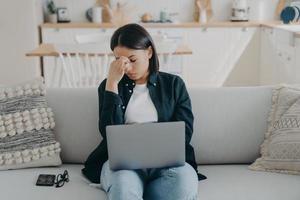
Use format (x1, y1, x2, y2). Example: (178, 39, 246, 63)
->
(110, 23, 159, 74)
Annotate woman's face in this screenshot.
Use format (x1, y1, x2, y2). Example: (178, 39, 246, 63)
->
(113, 46, 152, 84)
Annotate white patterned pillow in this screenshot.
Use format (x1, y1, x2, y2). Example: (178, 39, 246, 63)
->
(249, 84, 300, 175)
(0, 78, 61, 170)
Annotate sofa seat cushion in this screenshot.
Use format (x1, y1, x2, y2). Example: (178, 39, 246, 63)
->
(198, 165, 300, 200)
(0, 164, 299, 200)
(0, 164, 107, 200)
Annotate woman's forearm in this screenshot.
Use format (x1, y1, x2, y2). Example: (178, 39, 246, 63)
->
(105, 79, 119, 94)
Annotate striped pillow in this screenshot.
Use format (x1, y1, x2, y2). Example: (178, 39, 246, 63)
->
(0, 78, 61, 170)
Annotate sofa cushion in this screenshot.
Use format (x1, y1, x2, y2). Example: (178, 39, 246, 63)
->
(46, 88, 100, 164)
(0, 164, 107, 200)
(0, 164, 299, 200)
(250, 84, 300, 174)
(189, 86, 273, 164)
(0, 78, 61, 170)
(45, 86, 273, 165)
(198, 164, 300, 200)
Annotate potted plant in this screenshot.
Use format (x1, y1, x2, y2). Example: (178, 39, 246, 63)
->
(47, 0, 57, 23)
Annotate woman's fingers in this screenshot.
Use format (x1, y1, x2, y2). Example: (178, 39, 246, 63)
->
(118, 56, 130, 65)
(109, 56, 132, 80)
(118, 57, 132, 73)
(107, 57, 127, 84)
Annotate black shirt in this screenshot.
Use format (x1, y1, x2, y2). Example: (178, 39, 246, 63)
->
(81, 71, 207, 183)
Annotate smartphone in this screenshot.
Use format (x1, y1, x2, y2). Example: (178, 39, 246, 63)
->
(36, 174, 56, 186)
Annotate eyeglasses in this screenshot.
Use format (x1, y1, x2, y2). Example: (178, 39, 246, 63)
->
(54, 170, 69, 188)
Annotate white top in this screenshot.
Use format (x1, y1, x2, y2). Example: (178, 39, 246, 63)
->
(125, 83, 158, 124)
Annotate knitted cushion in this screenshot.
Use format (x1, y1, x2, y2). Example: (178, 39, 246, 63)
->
(0, 78, 61, 170)
(249, 84, 300, 175)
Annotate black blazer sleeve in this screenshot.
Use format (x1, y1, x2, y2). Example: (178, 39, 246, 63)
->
(98, 79, 125, 140)
(81, 80, 126, 184)
(172, 77, 194, 145)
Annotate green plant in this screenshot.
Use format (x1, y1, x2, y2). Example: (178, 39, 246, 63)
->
(47, 0, 57, 14)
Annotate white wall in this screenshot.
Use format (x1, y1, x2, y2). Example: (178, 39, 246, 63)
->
(0, 0, 43, 85)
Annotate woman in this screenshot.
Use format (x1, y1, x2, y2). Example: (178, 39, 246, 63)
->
(82, 23, 206, 200)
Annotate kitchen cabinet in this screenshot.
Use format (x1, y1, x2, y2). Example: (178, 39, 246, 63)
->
(184, 27, 258, 86)
(260, 27, 299, 85)
(295, 38, 300, 83)
(183, 28, 227, 86)
(41, 27, 187, 86)
(42, 28, 114, 44)
(260, 27, 278, 84)
(40, 25, 259, 87)
(275, 29, 297, 84)
(39, 22, 300, 87)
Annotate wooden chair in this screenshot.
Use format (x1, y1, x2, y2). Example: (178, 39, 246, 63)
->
(52, 43, 112, 88)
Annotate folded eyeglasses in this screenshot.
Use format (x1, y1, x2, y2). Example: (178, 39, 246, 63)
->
(54, 170, 69, 188)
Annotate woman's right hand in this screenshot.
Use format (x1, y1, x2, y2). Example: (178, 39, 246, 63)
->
(105, 56, 131, 93)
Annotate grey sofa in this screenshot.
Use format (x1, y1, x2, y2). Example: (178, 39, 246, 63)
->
(1, 86, 300, 200)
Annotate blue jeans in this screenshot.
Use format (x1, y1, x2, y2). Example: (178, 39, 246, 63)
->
(100, 161, 198, 200)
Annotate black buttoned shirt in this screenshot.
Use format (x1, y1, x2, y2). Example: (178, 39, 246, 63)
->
(81, 71, 207, 183)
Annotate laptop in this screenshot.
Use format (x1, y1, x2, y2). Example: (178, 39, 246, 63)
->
(106, 121, 186, 171)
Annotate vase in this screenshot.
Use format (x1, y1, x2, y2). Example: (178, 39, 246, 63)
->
(48, 14, 57, 23)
